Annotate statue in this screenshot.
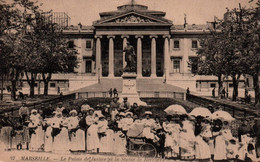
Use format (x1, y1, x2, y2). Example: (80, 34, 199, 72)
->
(123, 41, 136, 72)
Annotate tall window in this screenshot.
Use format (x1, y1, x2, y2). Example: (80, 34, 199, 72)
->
(173, 59, 181, 73)
(174, 40, 180, 49)
(68, 40, 74, 48)
(86, 40, 92, 49)
(85, 60, 92, 73)
(192, 40, 198, 49)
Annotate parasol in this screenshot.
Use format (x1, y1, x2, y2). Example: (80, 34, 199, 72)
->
(164, 104, 187, 115)
(212, 110, 235, 121)
(189, 107, 212, 118)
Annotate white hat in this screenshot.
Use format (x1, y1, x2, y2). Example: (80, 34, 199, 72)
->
(31, 109, 37, 113)
(144, 111, 152, 115)
(125, 112, 133, 117)
(89, 107, 94, 111)
(69, 110, 78, 115)
(119, 112, 126, 117)
(81, 104, 90, 112)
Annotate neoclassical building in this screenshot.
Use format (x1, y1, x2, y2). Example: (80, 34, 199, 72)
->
(20, 1, 247, 98)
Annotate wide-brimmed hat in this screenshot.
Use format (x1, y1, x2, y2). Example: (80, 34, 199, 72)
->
(69, 110, 78, 115)
(31, 109, 37, 113)
(125, 112, 133, 117)
(144, 111, 152, 115)
(123, 97, 128, 100)
(58, 102, 63, 105)
(88, 107, 94, 112)
(119, 112, 125, 117)
(81, 104, 90, 112)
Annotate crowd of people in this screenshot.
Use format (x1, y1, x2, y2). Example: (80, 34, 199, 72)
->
(0, 97, 260, 161)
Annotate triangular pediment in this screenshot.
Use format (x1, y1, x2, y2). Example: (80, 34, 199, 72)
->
(94, 11, 172, 26)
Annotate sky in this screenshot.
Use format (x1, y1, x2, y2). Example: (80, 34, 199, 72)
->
(10, 0, 257, 26)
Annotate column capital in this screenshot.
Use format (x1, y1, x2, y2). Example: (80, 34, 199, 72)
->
(121, 35, 129, 39)
(149, 35, 158, 39)
(163, 35, 171, 39)
(135, 35, 143, 39)
(95, 35, 102, 39)
(107, 35, 115, 39)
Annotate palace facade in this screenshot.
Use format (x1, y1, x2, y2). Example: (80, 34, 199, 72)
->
(20, 2, 248, 98)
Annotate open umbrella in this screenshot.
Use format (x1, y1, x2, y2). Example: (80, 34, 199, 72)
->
(212, 110, 235, 121)
(189, 107, 212, 118)
(164, 104, 187, 115)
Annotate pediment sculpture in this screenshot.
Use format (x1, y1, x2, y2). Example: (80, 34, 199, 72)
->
(114, 15, 155, 23)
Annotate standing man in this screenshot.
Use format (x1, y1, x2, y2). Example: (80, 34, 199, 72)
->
(212, 88, 215, 98)
(109, 88, 113, 98)
(19, 101, 29, 124)
(222, 87, 226, 99)
(119, 97, 130, 112)
(113, 88, 118, 98)
(0, 113, 15, 151)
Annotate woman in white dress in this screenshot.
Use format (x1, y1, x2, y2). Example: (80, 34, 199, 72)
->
(86, 119, 99, 153)
(68, 110, 85, 152)
(43, 117, 53, 152)
(194, 117, 212, 161)
(163, 115, 181, 158)
(52, 111, 70, 153)
(142, 111, 156, 141)
(29, 109, 44, 151)
(213, 119, 237, 161)
(98, 115, 114, 154)
(179, 115, 196, 160)
(113, 113, 127, 155)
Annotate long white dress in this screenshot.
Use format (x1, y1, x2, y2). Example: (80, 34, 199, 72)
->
(195, 124, 212, 160)
(142, 118, 156, 140)
(86, 123, 99, 152)
(214, 128, 234, 160)
(68, 116, 85, 151)
(98, 120, 114, 153)
(29, 114, 44, 151)
(163, 121, 181, 157)
(52, 117, 69, 154)
(179, 120, 196, 159)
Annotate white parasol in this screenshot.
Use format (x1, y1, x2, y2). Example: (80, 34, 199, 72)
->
(189, 107, 212, 118)
(164, 104, 187, 115)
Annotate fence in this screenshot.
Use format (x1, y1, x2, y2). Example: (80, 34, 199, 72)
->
(0, 93, 76, 115)
(186, 94, 258, 118)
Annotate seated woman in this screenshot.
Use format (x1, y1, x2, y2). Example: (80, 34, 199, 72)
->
(142, 111, 157, 142)
(121, 112, 134, 134)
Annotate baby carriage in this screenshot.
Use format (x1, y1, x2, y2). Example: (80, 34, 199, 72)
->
(126, 122, 159, 158)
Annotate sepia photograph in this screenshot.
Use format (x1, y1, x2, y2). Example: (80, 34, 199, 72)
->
(0, 0, 260, 161)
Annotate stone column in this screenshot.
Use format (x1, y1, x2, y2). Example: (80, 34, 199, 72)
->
(135, 35, 143, 77)
(95, 35, 102, 77)
(150, 35, 158, 77)
(107, 35, 115, 77)
(121, 35, 129, 70)
(163, 35, 170, 79)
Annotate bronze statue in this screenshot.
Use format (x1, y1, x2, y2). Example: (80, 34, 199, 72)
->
(123, 41, 136, 72)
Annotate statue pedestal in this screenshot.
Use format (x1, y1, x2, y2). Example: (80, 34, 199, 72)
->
(119, 72, 147, 106)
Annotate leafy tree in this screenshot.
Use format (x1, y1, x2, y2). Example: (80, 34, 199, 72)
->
(196, 27, 226, 96)
(38, 21, 78, 95)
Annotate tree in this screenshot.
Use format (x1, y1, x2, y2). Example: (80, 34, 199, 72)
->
(0, 0, 21, 100)
(40, 22, 78, 95)
(196, 26, 226, 97)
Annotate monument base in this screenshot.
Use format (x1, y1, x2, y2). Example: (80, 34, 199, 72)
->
(119, 72, 147, 106)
